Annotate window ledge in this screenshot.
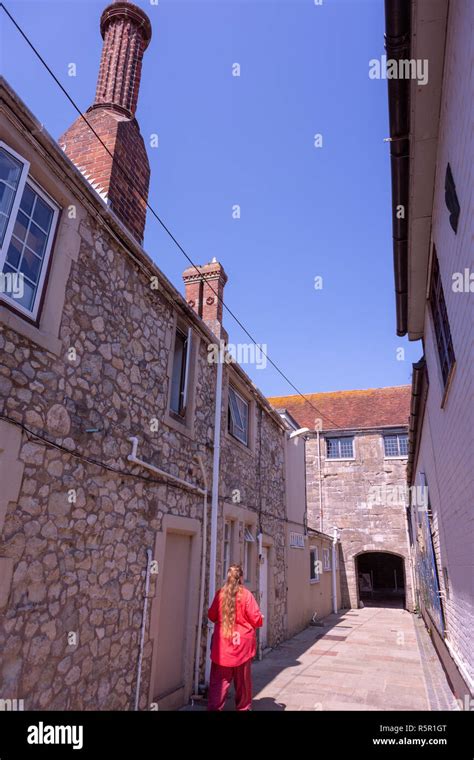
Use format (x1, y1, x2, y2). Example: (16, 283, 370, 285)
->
(326, 457, 355, 462)
(0, 304, 61, 356)
(384, 456, 408, 461)
(225, 428, 254, 457)
(310, 579, 321, 584)
(163, 409, 195, 440)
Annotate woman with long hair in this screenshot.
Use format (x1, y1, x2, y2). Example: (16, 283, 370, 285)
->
(207, 563, 263, 711)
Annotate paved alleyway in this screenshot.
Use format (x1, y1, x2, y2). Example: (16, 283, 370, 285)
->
(187, 606, 458, 711)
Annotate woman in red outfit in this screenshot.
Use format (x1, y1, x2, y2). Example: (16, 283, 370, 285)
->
(207, 563, 263, 711)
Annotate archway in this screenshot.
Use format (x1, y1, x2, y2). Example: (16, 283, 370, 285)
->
(356, 551, 405, 607)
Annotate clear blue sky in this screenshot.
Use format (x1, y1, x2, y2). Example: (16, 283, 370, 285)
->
(1, 0, 422, 396)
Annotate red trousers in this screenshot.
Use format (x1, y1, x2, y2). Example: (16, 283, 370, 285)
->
(207, 659, 253, 711)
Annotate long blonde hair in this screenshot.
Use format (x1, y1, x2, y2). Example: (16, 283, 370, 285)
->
(221, 564, 243, 637)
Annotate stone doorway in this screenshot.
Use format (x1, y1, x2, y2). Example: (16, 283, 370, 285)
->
(356, 551, 405, 607)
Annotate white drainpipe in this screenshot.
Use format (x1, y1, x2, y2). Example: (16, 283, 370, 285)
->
(331, 526, 339, 614)
(204, 346, 224, 685)
(257, 531, 263, 660)
(193, 454, 208, 696)
(134, 547, 153, 711)
(317, 429, 323, 532)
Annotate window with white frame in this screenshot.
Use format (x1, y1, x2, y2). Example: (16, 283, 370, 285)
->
(228, 385, 249, 446)
(223, 520, 234, 579)
(243, 525, 254, 582)
(169, 326, 192, 417)
(430, 248, 455, 388)
(0, 142, 59, 320)
(383, 433, 408, 458)
(323, 547, 331, 571)
(326, 436, 354, 459)
(310, 547, 320, 582)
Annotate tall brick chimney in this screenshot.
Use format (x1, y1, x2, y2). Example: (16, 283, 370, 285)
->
(183, 259, 228, 340)
(60, 1, 152, 243)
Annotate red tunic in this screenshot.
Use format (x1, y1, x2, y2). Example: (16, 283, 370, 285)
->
(208, 586, 263, 667)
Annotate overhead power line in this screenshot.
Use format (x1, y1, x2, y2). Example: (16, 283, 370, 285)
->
(0, 2, 343, 431)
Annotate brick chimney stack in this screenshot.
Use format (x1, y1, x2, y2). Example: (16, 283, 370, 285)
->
(59, 1, 152, 243)
(183, 259, 228, 340)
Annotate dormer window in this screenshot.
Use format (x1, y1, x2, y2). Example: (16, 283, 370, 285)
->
(0, 142, 59, 321)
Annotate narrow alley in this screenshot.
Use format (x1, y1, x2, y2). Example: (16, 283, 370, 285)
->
(187, 606, 458, 712)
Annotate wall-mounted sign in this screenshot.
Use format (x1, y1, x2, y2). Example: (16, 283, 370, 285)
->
(289, 532, 305, 549)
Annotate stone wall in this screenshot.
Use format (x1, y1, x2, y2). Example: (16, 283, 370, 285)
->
(219, 402, 287, 646)
(305, 431, 413, 610)
(0, 210, 287, 709)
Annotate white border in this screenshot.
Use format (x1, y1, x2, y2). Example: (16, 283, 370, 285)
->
(0, 159, 60, 322)
(0, 140, 30, 252)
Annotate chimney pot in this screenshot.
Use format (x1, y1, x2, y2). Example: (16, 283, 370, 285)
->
(183, 261, 228, 340)
(59, 1, 152, 243)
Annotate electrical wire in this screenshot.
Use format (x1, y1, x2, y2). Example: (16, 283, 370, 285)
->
(0, 413, 309, 529)
(0, 1, 344, 431)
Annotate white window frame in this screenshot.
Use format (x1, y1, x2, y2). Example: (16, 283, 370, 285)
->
(169, 326, 192, 417)
(181, 326, 192, 408)
(310, 546, 320, 583)
(326, 435, 355, 461)
(228, 384, 249, 446)
(0, 141, 30, 249)
(323, 547, 331, 571)
(0, 141, 60, 321)
(383, 433, 409, 459)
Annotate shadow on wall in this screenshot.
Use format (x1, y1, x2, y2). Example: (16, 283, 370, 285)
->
(338, 548, 351, 609)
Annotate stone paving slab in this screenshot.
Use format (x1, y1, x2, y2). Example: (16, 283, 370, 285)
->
(183, 606, 459, 711)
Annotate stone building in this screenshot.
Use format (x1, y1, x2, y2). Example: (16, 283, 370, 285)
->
(268, 387, 414, 611)
(385, 0, 473, 700)
(0, 0, 289, 711)
(278, 410, 341, 638)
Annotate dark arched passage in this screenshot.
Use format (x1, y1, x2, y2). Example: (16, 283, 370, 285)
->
(356, 552, 405, 607)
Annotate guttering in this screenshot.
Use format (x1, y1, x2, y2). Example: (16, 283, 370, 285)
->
(306, 423, 410, 437)
(204, 348, 224, 684)
(407, 357, 427, 485)
(384, 0, 411, 336)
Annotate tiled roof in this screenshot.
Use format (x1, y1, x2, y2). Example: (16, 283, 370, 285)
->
(268, 386, 411, 432)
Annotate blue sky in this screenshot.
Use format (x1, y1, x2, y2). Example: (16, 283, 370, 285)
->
(1, 0, 422, 396)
